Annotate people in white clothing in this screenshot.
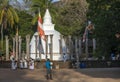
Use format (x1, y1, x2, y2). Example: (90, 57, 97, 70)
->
(29, 59, 34, 70)
(23, 59, 28, 68)
(19, 59, 24, 69)
(11, 58, 17, 70)
(63, 53, 67, 62)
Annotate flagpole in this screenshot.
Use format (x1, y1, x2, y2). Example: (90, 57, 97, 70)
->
(37, 8, 46, 60)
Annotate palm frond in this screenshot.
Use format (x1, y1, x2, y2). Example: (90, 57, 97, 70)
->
(9, 7, 19, 23)
(31, 14, 38, 25)
(7, 8, 14, 27)
(0, 10, 5, 25)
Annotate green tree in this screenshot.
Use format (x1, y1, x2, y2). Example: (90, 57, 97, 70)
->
(0, 0, 19, 50)
(55, 0, 88, 36)
(87, 0, 120, 58)
(16, 10, 33, 51)
(30, 0, 57, 25)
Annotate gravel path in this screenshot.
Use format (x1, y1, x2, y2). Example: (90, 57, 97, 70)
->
(0, 68, 120, 82)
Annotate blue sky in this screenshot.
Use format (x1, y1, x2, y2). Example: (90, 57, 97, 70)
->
(18, 0, 60, 3)
(52, 0, 60, 3)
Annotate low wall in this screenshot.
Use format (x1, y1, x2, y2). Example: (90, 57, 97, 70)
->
(0, 60, 72, 69)
(0, 61, 11, 68)
(35, 61, 72, 69)
(79, 60, 120, 68)
(0, 60, 120, 69)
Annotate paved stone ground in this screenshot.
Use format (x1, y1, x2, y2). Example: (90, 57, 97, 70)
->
(0, 68, 120, 82)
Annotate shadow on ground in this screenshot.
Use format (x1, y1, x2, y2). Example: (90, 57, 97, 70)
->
(0, 69, 47, 82)
(0, 68, 120, 82)
(74, 68, 120, 79)
(52, 68, 120, 82)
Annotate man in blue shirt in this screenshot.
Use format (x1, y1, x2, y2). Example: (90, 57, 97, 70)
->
(45, 59, 52, 80)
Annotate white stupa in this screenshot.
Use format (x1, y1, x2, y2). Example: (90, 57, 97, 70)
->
(30, 9, 68, 61)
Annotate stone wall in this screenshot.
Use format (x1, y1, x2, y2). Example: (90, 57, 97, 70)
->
(1, 60, 120, 69)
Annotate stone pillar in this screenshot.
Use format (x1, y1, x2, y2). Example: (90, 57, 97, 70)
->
(50, 35, 53, 60)
(59, 35, 63, 54)
(93, 38, 96, 52)
(85, 28, 89, 58)
(5, 36, 9, 61)
(68, 35, 71, 60)
(63, 35, 67, 53)
(85, 38, 88, 58)
(22, 51, 25, 60)
(79, 38, 82, 56)
(75, 37, 79, 68)
(13, 37, 15, 58)
(71, 38, 74, 59)
(59, 39, 61, 54)
(29, 45, 31, 57)
(26, 35, 30, 60)
(35, 35, 38, 60)
(15, 35, 19, 60)
(38, 37, 41, 60)
(19, 36, 22, 60)
(45, 35, 48, 59)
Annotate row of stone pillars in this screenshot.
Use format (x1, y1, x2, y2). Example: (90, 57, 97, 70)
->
(63, 36, 96, 68)
(34, 35, 53, 60)
(5, 34, 96, 61)
(35, 34, 67, 60)
(5, 35, 30, 61)
(45, 35, 53, 60)
(64, 36, 96, 57)
(5, 34, 54, 61)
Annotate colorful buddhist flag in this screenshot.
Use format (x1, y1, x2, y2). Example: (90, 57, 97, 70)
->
(82, 26, 88, 42)
(37, 12, 46, 41)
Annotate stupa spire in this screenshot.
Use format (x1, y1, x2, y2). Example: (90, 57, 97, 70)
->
(43, 9, 52, 25)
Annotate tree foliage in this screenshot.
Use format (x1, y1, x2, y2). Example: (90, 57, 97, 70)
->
(16, 10, 33, 37)
(0, 0, 19, 28)
(0, 0, 19, 50)
(55, 0, 88, 35)
(87, 0, 120, 57)
(30, 0, 57, 26)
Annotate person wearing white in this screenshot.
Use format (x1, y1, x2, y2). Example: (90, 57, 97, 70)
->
(63, 53, 67, 62)
(50, 62, 53, 69)
(19, 59, 24, 69)
(10, 55, 14, 61)
(11, 58, 17, 70)
(14, 61, 17, 69)
(24, 59, 28, 68)
(29, 59, 34, 70)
